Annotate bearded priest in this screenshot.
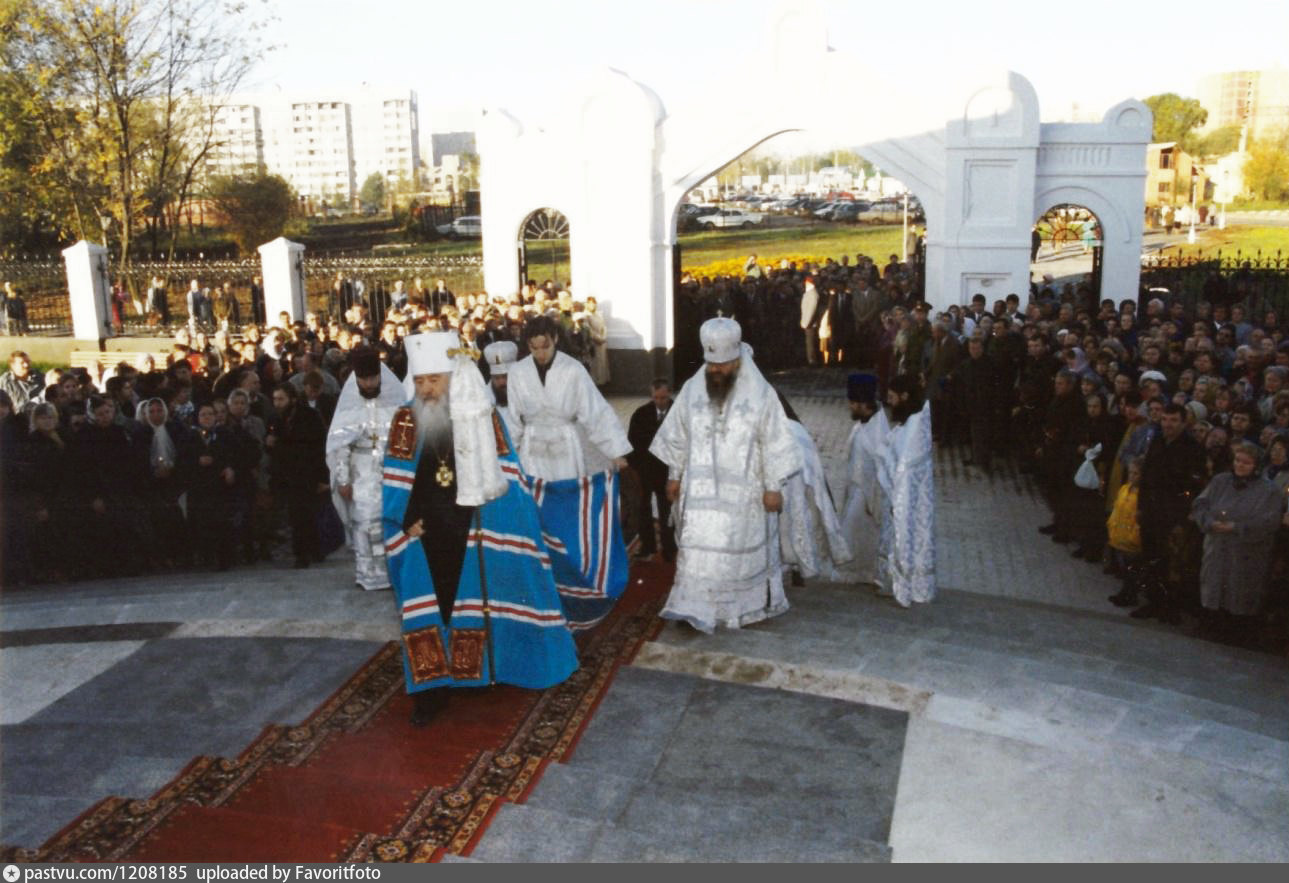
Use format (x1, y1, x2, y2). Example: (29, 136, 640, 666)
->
(326, 347, 404, 591)
(382, 332, 578, 726)
(650, 318, 803, 633)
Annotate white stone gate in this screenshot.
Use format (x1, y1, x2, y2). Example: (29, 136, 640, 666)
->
(477, 6, 1151, 380)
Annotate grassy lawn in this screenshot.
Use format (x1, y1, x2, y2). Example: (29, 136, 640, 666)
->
(1174, 225, 1289, 258)
(678, 223, 905, 275)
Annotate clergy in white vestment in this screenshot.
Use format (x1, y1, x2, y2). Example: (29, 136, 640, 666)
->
(507, 315, 630, 480)
(833, 372, 890, 586)
(778, 393, 852, 581)
(325, 348, 405, 590)
(482, 340, 520, 442)
(875, 374, 936, 606)
(650, 318, 804, 633)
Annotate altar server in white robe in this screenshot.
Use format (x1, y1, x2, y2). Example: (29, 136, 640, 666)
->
(875, 374, 936, 606)
(651, 318, 803, 632)
(833, 372, 890, 586)
(482, 340, 519, 442)
(325, 347, 405, 590)
(507, 315, 630, 480)
(778, 393, 852, 581)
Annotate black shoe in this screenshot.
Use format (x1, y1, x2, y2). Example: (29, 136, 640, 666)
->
(1051, 533, 1072, 544)
(293, 557, 310, 569)
(1108, 591, 1137, 607)
(411, 690, 449, 727)
(1038, 524, 1057, 535)
(1071, 547, 1086, 559)
(790, 570, 805, 587)
(962, 458, 975, 467)
(1158, 607, 1182, 625)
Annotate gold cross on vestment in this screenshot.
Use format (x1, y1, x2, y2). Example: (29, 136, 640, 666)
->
(435, 462, 455, 488)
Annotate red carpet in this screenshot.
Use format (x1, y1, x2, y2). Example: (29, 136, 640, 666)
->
(4, 560, 670, 863)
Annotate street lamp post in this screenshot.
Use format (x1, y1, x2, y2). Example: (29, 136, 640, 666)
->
(1187, 166, 1198, 245)
(901, 192, 909, 262)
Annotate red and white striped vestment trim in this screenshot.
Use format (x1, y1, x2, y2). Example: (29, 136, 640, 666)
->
(400, 593, 439, 621)
(451, 600, 566, 627)
(467, 529, 553, 569)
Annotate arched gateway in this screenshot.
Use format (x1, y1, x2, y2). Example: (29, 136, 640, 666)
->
(477, 6, 1151, 385)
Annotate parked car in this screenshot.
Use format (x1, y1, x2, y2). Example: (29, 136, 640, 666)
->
(857, 201, 904, 224)
(693, 208, 764, 229)
(796, 199, 827, 216)
(828, 201, 871, 222)
(436, 215, 483, 239)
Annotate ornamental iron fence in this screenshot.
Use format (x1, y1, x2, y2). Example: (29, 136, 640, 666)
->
(1139, 249, 1289, 318)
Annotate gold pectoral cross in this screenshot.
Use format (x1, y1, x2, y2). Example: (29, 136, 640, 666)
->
(435, 462, 455, 488)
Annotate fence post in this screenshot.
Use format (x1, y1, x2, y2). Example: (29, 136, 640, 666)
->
(62, 240, 112, 341)
(257, 237, 306, 324)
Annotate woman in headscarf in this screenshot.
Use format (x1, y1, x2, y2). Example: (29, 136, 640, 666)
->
(136, 397, 191, 568)
(178, 401, 237, 571)
(1070, 392, 1124, 563)
(1191, 442, 1285, 645)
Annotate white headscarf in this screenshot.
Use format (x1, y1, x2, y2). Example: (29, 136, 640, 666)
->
(141, 397, 176, 470)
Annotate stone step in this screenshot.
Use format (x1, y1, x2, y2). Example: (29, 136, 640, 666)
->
(648, 616, 1288, 738)
(634, 640, 1289, 783)
(666, 585, 1289, 721)
(790, 582, 1285, 683)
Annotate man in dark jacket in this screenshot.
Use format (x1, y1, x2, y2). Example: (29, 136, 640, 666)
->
(954, 337, 996, 471)
(924, 320, 962, 444)
(627, 379, 677, 563)
(1038, 370, 1086, 542)
(1134, 402, 1207, 623)
(268, 383, 329, 568)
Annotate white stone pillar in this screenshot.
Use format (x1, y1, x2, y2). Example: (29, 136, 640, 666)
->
(257, 237, 307, 324)
(62, 240, 113, 340)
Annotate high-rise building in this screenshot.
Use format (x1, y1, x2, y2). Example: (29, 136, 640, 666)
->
(1196, 68, 1289, 140)
(204, 89, 421, 207)
(203, 103, 265, 179)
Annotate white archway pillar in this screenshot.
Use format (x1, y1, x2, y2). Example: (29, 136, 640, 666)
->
(62, 240, 113, 341)
(257, 237, 307, 322)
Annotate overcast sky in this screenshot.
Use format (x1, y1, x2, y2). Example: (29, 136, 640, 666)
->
(249, 0, 1289, 147)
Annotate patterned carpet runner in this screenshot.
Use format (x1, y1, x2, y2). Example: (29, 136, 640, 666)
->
(3, 562, 670, 863)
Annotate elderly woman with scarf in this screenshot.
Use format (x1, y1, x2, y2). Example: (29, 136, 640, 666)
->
(136, 397, 191, 568)
(1191, 442, 1285, 644)
(179, 401, 238, 570)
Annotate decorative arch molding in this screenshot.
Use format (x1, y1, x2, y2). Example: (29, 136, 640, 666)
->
(1034, 186, 1129, 246)
(477, 7, 1152, 387)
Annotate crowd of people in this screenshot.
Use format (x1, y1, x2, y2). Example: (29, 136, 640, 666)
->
(3, 248, 1286, 651)
(0, 277, 611, 584)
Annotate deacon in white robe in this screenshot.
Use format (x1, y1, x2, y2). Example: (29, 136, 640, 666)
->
(834, 373, 890, 586)
(875, 375, 936, 606)
(482, 340, 520, 442)
(651, 318, 803, 633)
(780, 412, 852, 581)
(325, 349, 405, 590)
(507, 316, 630, 480)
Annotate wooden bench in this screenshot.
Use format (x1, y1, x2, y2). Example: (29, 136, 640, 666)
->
(69, 350, 173, 373)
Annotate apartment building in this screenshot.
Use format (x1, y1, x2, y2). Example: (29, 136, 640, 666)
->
(1196, 68, 1289, 141)
(207, 89, 421, 206)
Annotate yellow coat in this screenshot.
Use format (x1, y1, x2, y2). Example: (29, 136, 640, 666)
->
(1106, 483, 1142, 554)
